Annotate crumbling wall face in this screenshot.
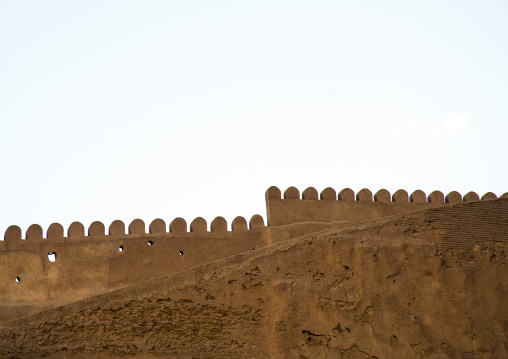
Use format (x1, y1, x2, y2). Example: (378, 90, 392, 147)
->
(0, 186, 506, 357)
(0, 212, 506, 359)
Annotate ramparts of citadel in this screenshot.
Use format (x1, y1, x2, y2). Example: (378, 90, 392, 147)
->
(1, 186, 507, 358)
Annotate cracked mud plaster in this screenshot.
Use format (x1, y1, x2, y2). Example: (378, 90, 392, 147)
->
(1, 216, 507, 358)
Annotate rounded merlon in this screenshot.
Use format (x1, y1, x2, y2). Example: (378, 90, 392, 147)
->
(170, 218, 187, 235)
(190, 217, 207, 234)
(374, 189, 390, 203)
(338, 188, 355, 201)
(481, 192, 498, 200)
(249, 214, 265, 229)
(210, 217, 227, 233)
(302, 187, 318, 200)
(47, 223, 64, 239)
(232, 216, 248, 231)
(26, 224, 43, 240)
(427, 191, 445, 204)
(4, 225, 21, 241)
(445, 191, 462, 204)
(356, 188, 372, 202)
(284, 187, 300, 199)
(410, 190, 426, 203)
(88, 221, 105, 236)
(109, 220, 125, 236)
(463, 191, 480, 202)
(392, 189, 409, 203)
(149, 218, 166, 234)
(266, 186, 281, 200)
(128, 219, 145, 235)
(320, 187, 336, 201)
(68, 222, 84, 238)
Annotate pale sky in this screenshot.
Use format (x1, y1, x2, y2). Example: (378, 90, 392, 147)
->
(1, 1, 507, 237)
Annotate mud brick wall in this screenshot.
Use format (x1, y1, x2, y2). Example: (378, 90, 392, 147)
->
(265, 185, 505, 227)
(428, 198, 508, 250)
(1, 212, 506, 358)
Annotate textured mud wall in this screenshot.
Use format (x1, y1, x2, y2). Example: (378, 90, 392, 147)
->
(0, 215, 268, 322)
(1, 187, 504, 321)
(265, 186, 504, 227)
(1, 203, 507, 359)
(428, 199, 508, 249)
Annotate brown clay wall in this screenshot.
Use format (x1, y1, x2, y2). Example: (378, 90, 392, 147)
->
(0, 215, 267, 322)
(427, 198, 508, 250)
(1, 186, 506, 328)
(265, 186, 505, 227)
(1, 202, 506, 358)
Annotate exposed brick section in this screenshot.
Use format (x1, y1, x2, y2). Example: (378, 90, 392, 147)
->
(427, 198, 508, 249)
(0, 298, 259, 358)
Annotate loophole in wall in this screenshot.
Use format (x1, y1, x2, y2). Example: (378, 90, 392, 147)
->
(48, 252, 57, 262)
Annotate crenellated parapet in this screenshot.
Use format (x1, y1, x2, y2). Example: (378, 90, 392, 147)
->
(2, 215, 265, 250)
(266, 186, 507, 226)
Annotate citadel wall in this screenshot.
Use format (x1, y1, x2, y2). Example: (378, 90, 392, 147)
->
(0, 215, 267, 321)
(1, 186, 506, 323)
(265, 186, 502, 227)
(1, 196, 507, 358)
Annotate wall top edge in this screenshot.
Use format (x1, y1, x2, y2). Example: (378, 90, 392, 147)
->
(266, 186, 506, 204)
(2, 215, 265, 242)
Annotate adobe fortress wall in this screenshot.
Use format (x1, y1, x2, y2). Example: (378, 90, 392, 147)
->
(265, 186, 502, 226)
(0, 186, 506, 322)
(1, 192, 507, 358)
(0, 215, 267, 321)
(265, 186, 506, 243)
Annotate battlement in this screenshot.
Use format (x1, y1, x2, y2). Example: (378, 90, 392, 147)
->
(3, 187, 505, 244)
(1, 215, 265, 251)
(265, 186, 507, 226)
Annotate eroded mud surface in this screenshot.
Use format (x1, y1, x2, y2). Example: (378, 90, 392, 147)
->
(1, 215, 507, 358)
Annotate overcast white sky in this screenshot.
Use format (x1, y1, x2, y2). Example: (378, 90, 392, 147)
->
(1, 1, 507, 237)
